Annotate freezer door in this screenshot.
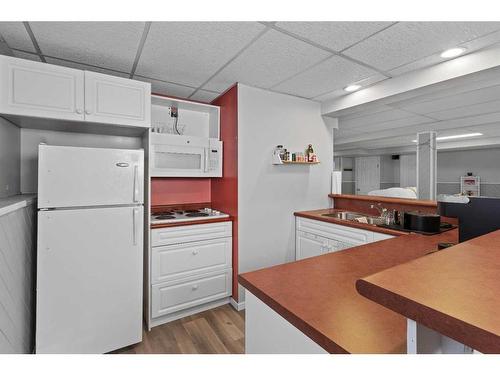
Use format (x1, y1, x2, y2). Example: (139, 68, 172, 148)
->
(36, 206, 143, 353)
(38, 144, 144, 208)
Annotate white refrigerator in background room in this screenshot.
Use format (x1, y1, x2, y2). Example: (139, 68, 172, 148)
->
(36, 144, 144, 354)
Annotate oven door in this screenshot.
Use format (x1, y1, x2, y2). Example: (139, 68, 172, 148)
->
(151, 142, 207, 177)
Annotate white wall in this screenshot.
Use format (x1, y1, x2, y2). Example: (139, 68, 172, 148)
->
(380, 155, 400, 188)
(20, 128, 143, 193)
(400, 154, 417, 188)
(237, 85, 334, 300)
(0, 118, 20, 198)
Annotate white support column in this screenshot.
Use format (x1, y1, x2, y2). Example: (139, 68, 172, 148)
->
(416, 131, 437, 200)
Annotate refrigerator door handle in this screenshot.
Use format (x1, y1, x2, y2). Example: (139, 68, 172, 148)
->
(133, 208, 138, 246)
(133, 165, 140, 202)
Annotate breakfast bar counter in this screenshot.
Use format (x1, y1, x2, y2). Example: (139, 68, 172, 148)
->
(239, 226, 458, 353)
(357, 230, 500, 354)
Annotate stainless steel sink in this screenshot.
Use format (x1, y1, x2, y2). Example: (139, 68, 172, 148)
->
(322, 211, 387, 225)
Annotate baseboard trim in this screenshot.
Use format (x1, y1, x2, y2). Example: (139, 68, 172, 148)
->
(150, 298, 230, 328)
(230, 297, 246, 311)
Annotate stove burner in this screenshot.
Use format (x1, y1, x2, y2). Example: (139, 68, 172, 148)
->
(185, 209, 201, 213)
(185, 212, 209, 217)
(155, 215, 176, 220)
(156, 211, 175, 215)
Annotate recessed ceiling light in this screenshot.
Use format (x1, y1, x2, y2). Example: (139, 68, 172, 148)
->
(412, 132, 483, 143)
(440, 47, 466, 59)
(344, 84, 361, 92)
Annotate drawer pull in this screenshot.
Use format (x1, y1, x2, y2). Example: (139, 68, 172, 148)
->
(192, 285, 199, 291)
(192, 250, 199, 255)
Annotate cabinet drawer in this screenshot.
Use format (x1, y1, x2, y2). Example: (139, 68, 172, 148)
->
(151, 270, 231, 318)
(151, 238, 232, 284)
(152, 221, 231, 246)
(296, 217, 373, 245)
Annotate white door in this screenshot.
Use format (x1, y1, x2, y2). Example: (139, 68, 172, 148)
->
(296, 231, 329, 260)
(84, 71, 151, 127)
(36, 206, 143, 353)
(38, 145, 143, 208)
(0, 55, 84, 120)
(355, 156, 380, 195)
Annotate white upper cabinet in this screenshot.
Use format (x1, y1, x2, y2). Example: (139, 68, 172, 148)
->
(0, 55, 151, 128)
(0, 55, 84, 121)
(84, 71, 150, 127)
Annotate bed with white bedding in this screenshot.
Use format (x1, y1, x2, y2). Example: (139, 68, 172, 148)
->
(367, 187, 418, 199)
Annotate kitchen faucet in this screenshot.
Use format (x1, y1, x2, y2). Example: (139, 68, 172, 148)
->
(370, 203, 395, 225)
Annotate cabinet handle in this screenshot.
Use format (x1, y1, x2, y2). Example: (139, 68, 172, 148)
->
(192, 285, 198, 291)
(75, 109, 83, 114)
(192, 250, 199, 255)
(85, 110, 91, 115)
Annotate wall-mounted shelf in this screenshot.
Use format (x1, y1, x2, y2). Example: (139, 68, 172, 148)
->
(282, 161, 320, 165)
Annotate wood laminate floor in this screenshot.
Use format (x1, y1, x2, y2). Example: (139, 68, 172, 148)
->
(113, 304, 245, 354)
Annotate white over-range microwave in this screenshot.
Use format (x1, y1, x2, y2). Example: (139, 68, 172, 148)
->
(150, 133, 223, 177)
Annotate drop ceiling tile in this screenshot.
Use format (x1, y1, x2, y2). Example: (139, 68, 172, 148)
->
(390, 29, 500, 76)
(203, 29, 330, 92)
(44, 57, 129, 78)
(275, 22, 393, 51)
(30, 22, 145, 72)
(135, 76, 195, 98)
(12, 50, 41, 62)
(0, 22, 35, 52)
(189, 90, 220, 103)
(136, 22, 266, 88)
(272, 55, 381, 98)
(344, 22, 500, 72)
(314, 75, 388, 102)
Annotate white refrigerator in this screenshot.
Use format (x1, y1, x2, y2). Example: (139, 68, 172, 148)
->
(36, 144, 144, 354)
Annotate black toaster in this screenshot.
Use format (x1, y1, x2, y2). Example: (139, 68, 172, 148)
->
(403, 211, 441, 233)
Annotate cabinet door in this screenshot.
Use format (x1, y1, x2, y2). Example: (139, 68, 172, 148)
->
(0, 55, 84, 120)
(84, 71, 151, 127)
(296, 231, 329, 260)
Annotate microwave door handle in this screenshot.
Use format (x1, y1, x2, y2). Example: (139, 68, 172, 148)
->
(204, 148, 209, 172)
(133, 165, 139, 202)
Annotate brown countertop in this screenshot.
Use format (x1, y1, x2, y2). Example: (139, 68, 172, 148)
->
(151, 216, 232, 229)
(294, 208, 407, 237)
(329, 194, 437, 208)
(356, 230, 500, 354)
(239, 227, 458, 353)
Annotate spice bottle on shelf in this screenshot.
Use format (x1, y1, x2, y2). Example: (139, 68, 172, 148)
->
(306, 144, 314, 162)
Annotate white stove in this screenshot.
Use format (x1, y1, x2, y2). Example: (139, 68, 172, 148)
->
(151, 207, 229, 224)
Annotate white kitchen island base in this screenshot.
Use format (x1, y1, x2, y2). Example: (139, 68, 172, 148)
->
(407, 319, 479, 354)
(245, 290, 327, 354)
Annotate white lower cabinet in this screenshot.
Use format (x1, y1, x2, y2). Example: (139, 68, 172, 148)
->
(296, 217, 394, 260)
(150, 222, 232, 327)
(152, 270, 231, 318)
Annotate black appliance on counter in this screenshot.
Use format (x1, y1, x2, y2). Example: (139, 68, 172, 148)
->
(437, 196, 500, 242)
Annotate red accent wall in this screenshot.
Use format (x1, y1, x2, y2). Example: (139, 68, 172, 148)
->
(151, 178, 211, 206)
(211, 85, 239, 301)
